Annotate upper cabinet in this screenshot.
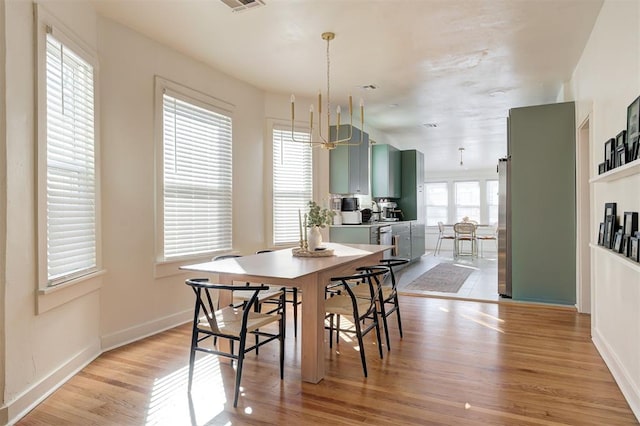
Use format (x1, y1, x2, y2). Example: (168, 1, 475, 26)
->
(371, 144, 401, 198)
(329, 126, 369, 194)
(397, 149, 424, 221)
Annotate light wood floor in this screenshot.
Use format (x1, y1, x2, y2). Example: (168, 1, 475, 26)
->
(17, 296, 638, 425)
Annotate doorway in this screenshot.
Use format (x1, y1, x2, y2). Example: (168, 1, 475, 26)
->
(576, 116, 592, 313)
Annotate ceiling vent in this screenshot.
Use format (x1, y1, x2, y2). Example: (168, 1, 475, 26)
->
(220, 0, 265, 13)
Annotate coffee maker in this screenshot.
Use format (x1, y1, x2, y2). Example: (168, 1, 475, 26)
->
(378, 200, 402, 221)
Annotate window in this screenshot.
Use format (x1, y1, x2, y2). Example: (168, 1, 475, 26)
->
(272, 127, 312, 245)
(42, 30, 97, 286)
(454, 181, 480, 222)
(161, 87, 233, 259)
(425, 182, 448, 226)
(486, 180, 499, 225)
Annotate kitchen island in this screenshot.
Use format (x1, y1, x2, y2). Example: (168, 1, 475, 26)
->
(330, 221, 425, 260)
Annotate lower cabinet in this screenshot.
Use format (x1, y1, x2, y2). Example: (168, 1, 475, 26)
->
(329, 226, 377, 244)
(410, 222, 425, 259)
(391, 223, 411, 259)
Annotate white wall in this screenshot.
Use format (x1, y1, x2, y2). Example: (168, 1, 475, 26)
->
(566, 0, 640, 419)
(2, 1, 102, 423)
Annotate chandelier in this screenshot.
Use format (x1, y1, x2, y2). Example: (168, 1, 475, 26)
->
(290, 32, 364, 150)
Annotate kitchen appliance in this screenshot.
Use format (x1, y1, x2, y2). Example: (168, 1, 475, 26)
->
(341, 197, 359, 212)
(498, 157, 512, 298)
(378, 200, 401, 221)
(378, 225, 393, 259)
(361, 208, 372, 223)
(341, 211, 362, 224)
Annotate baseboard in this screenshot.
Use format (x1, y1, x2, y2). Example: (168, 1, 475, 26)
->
(101, 308, 192, 352)
(4, 340, 101, 425)
(592, 328, 640, 421)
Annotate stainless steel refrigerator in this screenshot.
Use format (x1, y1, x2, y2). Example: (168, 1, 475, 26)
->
(497, 157, 512, 298)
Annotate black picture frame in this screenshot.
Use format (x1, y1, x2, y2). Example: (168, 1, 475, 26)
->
(630, 236, 639, 262)
(598, 222, 605, 245)
(623, 212, 638, 237)
(604, 214, 616, 249)
(615, 144, 626, 167)
(598, 162, 606, 174)
(604, 138, 615, 170)
(616, 129, 627, 148)
(603, 202, 617, 222)
(632, 135, 640, 162)
(628, 95, 640, 137)
(613, 230, 623, 253)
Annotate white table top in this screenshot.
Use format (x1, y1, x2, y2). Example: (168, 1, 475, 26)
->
(180, 242, 393, 280)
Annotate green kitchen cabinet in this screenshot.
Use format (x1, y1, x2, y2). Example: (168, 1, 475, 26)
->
(329, 125, 369, 195)
(329, 226, 377, 244)
(410, 222, 425, 260)
(398, 150, 424, 221)
(371, 144, 401, 198)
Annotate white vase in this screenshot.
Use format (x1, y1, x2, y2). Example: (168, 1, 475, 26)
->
(307, 226, 322, 251)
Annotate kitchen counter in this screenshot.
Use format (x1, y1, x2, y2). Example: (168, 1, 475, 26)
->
(330, 221, 408, 228)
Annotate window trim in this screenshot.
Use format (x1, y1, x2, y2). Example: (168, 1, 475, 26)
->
(153, 76, 235, 269)
(35, 4, 103, 312)
(454, 180, 481, 223)
(271, 124, 313, 246)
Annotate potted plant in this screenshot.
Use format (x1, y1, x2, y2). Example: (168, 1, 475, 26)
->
(306, 201, 335, 250)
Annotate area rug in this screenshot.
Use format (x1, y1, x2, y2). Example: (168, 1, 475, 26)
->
(403, 263, 474, 293)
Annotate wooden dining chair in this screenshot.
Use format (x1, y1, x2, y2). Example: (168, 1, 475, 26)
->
(325, 265, 388, 377)
(185, 278, 285, 407)
(256, 249, 302, 337)
(348, 258, 409, 351)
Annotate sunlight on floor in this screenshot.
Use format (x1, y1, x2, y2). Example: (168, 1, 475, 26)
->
(145, 356, 230, 426)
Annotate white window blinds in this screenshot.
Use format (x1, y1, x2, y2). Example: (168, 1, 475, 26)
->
(162, 92, 233, 258)
(45, 33, 97, 285)
(273, 128, 312, 245)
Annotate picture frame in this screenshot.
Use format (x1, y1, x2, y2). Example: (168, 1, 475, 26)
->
(604, 138, 615, 170)
(615, 144, 626, 168)
(598, 222, 605, 245)
(623, 212, 638, 236)
(604, 214, 616, 249)
(632, 135, 640, 162)
(627, 95, 640, 137)
(613, 230, 623, 253)
(616, 129, 627, 148)
(603, 202, 617, 222)
(630, 236, 639, 262)
(624, 235, 630, 257)
(598, 162, 606, 174)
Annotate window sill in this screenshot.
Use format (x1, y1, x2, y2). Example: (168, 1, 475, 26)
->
(155, 253, 236, 279)
(37, 269, 105, 314)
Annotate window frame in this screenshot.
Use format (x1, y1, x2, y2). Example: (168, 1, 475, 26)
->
(154, 76, 235, 268)
(35, 5, 103, 312)
(425, 181, 449, 226)
(454, 180, 481, 223)
(271, 125, 313, 246)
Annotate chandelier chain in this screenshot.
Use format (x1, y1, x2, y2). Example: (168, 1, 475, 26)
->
(326, 36, 331, 121)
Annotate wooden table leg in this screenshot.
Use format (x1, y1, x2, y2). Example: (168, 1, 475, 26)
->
(299, 275, 324, 383)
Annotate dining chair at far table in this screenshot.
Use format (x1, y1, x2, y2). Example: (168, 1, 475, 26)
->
(325, 265, 388, 377)
(435, 221, 455, 255)
(256, 249, 302, 337)
(476, 224, 498, 257)
(453, 222, 477, 257)
(185, 278, 285, 407)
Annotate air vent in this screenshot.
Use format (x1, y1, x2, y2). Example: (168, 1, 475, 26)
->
(220, 0, 265, 12)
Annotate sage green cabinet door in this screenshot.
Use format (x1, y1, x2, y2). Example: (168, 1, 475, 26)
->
(329, 126, 369, 194)
(371, 144, 401, 198)
(410, 222, 425, 259)
(398, 150, 424, 221)
(329, 227, 370, 244)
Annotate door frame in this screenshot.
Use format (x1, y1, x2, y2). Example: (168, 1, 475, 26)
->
(576, 114, 592, 314)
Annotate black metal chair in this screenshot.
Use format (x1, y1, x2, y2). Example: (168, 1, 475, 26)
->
(349, 258, 409, 351)
(185, 278, 285, 407)
(324, 265, 388, 377)
(256, 249, 302, 337)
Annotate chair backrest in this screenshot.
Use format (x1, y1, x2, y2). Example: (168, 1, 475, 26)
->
(185, 278, 269, 333)
(213, 254, 242, 261)
(378, 258, 409, 290)
(330, 266, 389, 316)
(454, 222, 476, 235)
(437, 221, 445, 233)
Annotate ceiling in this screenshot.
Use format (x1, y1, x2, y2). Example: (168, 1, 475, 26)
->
(92, 0, 603, 173)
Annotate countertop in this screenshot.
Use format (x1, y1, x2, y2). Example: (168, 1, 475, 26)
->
(330, 221, 411, 228)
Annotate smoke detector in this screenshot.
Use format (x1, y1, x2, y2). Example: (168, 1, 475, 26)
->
(220, 0, 266, 12)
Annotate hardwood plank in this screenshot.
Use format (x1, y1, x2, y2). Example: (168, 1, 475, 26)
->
(16, 296, 638, 425)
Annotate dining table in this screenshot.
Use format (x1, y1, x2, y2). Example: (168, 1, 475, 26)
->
(180, 242, 393, 383)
